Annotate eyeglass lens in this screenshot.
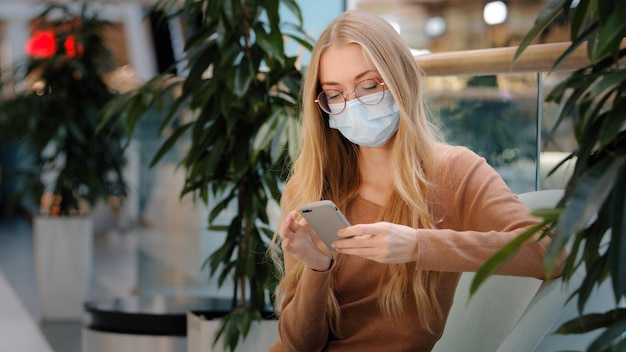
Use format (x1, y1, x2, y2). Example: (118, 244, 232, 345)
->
(316, 79, 385, 115)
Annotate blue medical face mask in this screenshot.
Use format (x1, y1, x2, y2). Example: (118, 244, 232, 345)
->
(328, 91, 400, 147)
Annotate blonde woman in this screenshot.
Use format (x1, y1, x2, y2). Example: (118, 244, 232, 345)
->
(269, 10, 561, 352)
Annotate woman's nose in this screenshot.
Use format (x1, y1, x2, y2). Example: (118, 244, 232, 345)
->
(343, 90, 358, 101)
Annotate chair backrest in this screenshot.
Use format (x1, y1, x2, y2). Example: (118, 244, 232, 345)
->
(496, 269, 615, 352)
(498, 189, 617, 352)
(431, 273, 542, 352)
(516, 189, 564, 211)
(432, 189, 564, 352)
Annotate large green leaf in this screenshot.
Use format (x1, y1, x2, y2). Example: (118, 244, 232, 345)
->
(570, 0, 592, 40)
(471, 220, 554, 295)
(254, 22, 285, 61)
(587, 312, 626, 351)
(149, 121, 193, 167)
(233, 56, 255, 97)
(609, 162, 626, 300)
(513, 0, 569, 64)
(545, 72, 594, 137)
(270, 111, 291, 164)
(551, 19, 597, 71)
(598, 98, 626, 150)
(556, 309, 626, 335)
(252, 109, 283, 160)
(551, 156, 621, 263)
(265, 0, 280, 31)
(577, 252, 608, 314)
(214, 308, 262, 351)
(588, 70, 626, 102)
(593, 5, 626, 62)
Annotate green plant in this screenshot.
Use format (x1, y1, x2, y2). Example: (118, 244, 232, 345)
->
(473, 0, 626, 350)
(0, 2, 127, 216)
(103, 0, 312, 350)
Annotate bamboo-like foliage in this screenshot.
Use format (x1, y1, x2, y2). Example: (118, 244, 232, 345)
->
(103, 0, 312, 350)
(0, 2, 127, 216)
(472, 1, 626, 350)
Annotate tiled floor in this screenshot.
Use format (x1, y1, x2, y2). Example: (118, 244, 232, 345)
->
(0, 216, 79, 352)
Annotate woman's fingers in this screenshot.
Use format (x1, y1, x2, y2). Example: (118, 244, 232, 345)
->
(332, 222, 418, 264)
(280, 210, 299, 239)
(279, 210, 333, 271)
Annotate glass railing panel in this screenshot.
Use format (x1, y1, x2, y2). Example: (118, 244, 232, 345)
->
(424, 70, 579, 193)
(417, 43, 587, 193)
(424, 73, 540, 193)
(538, 71, 577, 191)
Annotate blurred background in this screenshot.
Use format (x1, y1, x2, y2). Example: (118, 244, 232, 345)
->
(0, 0, 577, 351)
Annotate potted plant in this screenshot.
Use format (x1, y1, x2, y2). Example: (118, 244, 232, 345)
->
(103, 0, 312, 349)
(0, 2, 127, 320)
(472, 0, 626, 350)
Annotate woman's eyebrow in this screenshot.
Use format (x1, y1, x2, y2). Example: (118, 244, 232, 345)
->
(320, 70, 378, 87)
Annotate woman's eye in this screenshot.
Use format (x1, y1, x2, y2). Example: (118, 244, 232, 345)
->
(360, 81, 379, 91)
(326, 92, 342, 101)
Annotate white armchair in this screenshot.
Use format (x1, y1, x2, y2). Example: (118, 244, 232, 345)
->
(433, 189, 616, 352)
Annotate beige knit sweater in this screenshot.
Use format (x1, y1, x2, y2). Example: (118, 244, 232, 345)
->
(270, 144, 554, 352)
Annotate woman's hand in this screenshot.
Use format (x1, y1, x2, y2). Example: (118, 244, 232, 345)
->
(332, 222, 418, 264)
(280, 210, 333, 271)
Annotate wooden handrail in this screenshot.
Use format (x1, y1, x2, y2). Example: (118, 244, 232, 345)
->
(415, 42, 591, 76)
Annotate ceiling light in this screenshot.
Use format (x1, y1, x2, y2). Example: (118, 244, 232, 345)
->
(425, 17, 446, 37)
(483, 1, 508, 25)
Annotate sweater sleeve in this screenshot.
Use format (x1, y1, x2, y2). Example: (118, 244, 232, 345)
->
(416, 146, 560, 278)
(273, 253, 333, 352)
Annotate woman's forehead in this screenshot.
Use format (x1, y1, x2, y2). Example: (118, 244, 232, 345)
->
(318, 43, 375, 85)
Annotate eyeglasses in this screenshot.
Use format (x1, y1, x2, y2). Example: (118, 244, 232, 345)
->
(315, 78, 386, 115)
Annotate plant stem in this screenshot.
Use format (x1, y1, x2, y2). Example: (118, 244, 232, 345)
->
(235, 181, 248, 309)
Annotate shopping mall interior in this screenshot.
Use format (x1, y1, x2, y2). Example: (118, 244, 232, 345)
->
(0, 0, 618, 351)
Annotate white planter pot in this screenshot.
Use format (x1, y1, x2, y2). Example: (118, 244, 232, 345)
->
(34, 215, 93, 321)
(82, 329, 185, 352)
(187, 312, 278, 352)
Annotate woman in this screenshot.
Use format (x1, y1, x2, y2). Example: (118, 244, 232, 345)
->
(269, 10, 562, 352)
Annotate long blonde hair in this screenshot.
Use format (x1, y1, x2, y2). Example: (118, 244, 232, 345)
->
(270, 10, 444, 334)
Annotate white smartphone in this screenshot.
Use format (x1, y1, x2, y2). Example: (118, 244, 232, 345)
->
(299, 200, 351, 250)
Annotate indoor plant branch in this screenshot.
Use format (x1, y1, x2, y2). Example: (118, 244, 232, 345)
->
(472, 1, 626, 350)
(102, 1, 313, 349)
